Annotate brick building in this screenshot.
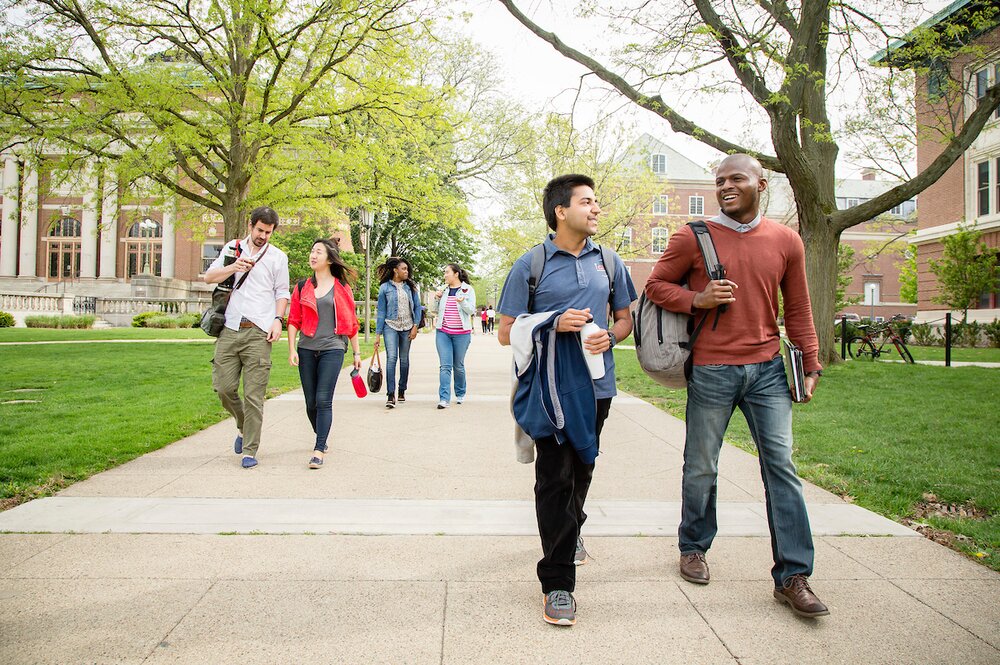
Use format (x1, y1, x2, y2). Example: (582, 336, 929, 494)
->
(882, 0, 1000, 323)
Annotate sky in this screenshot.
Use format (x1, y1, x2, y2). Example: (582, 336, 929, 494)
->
(448, 0, 956, 181)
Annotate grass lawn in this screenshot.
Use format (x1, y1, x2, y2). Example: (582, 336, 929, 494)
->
(905, 345, 1000, 363)
(0, 327, 206, 342)
(614, 349, 1000, 572)
(0, 329, 371, 505)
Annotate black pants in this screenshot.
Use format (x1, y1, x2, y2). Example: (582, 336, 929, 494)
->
(535, 398, 612, 593)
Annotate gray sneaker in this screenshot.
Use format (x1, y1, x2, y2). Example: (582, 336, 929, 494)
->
(543, 590, 576, 626)
(574, 536, 589, 566)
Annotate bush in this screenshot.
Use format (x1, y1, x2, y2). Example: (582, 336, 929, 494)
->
(954, 321, 983, 348)
(833, 321, 861, 341)
(0, 311, 15, 327)
(24, 315, 95, 329)
(909, 322, 939, 346)
(131, 311, 162, 328)
(985, 320, 1000, 348)
(143, 313, 201, 329)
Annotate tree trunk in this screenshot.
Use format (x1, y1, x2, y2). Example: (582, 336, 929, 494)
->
(799, 210, 841, 366)
(222, 197, 242, 242)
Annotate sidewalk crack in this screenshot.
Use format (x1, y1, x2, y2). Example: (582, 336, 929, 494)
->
(141, 580, 216, 663)
(675, 581, 742, 663)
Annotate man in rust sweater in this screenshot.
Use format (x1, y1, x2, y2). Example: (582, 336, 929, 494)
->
(645, 154, 828, 618)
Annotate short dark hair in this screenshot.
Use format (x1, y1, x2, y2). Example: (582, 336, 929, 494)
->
(542, 174, 595, 231)
(249, 206, 279, 229)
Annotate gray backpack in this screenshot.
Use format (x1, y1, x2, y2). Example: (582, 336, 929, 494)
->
(633, 221, 724, 389)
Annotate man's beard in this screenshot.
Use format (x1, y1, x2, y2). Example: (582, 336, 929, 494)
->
(253, 237, 266, 247)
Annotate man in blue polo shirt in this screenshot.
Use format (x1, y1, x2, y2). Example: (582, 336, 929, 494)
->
(498, 173, 637, 627)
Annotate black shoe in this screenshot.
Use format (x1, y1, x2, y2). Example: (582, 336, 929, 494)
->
(397, 391, 406, 403)
(386, 394, 396, 409)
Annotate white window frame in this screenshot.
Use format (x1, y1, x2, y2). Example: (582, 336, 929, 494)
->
(652, 195, 668, 215)
(651, 227, 669, 254)
(202, 242, 224, 274)
(688, 195, 704, 216)
(617, 227, 632, 250)
(650, 153, 667, 175)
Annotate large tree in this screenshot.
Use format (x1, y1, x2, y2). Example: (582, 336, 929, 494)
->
(497, 0, 1000, 363)
(0, 0, 472, 238)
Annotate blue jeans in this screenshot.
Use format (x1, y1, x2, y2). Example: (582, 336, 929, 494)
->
(680, 356, 813, 586)
(297, 347, 345, 452)
(435, 331, 471, 402)
(382, 328, 412, 396)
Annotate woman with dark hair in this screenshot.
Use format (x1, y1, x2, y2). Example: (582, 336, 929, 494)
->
(374, 256, 423, 408)
(432, 263, 476, 409)
(287, 238, 361, 469)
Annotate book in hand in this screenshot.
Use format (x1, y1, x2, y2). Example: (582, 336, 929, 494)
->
(782, 338, 807, 403)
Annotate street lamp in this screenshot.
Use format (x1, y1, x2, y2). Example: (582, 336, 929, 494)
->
(139, 217, 158, 275)
(359, 207, 374, 343)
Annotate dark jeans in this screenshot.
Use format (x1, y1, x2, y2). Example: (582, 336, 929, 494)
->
(382, 328, 411, 396)
(535, 398, 612, 593)
(297, 347, 345, 452)
(680, 357, 813, 586)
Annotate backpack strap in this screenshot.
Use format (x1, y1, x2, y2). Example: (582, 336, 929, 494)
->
(687, 220, 726, 329)
(526, 243, 546, 313)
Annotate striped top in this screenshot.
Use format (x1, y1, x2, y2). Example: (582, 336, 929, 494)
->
(439, 287, 470, 335)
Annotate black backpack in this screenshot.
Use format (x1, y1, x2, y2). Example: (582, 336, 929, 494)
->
(526, 242, 617, 320)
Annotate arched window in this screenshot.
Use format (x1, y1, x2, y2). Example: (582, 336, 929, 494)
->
(125, 217, 163, 278)
(45, 216, 81, 280)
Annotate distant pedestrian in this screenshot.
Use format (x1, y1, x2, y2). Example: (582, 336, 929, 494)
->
(487, 305, 496, 334)
(374, 257, 423, 409)
(645, 153, 828, 618)
(498, 174, 636, 626)
(287, 239, 361, 469)
(481, 306, 489, 334)
(204, 207, 290, 469)
(432, 263, 476, 409)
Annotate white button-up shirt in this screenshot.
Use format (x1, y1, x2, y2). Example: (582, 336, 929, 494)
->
(209, 238, 290, 333)
(712, 210, 761, 233)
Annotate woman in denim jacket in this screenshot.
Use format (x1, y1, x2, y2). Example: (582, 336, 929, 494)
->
(432, 263, 476, 409)
(374, 257, 423, 408)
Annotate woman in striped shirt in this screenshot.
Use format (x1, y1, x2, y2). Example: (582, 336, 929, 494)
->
(432, 263, 477, 409)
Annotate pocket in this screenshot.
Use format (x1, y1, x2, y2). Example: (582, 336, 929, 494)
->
(258, 357, 272, 369)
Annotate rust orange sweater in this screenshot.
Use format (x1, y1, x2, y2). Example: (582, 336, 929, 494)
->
(645, 219, 822, 372)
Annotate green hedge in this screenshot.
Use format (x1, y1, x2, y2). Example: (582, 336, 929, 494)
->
(24, 315, 95, 329)
(144, 313, 201, 329)
(0, 311, 14, 328)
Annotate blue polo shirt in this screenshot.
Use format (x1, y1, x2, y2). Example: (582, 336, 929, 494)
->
(498, 235, 638, 398)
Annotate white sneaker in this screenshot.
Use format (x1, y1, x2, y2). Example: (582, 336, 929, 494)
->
(436, 401, 448, 409)
(456, 396, 465, 404)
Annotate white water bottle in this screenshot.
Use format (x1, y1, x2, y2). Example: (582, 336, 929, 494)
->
(579, 321, 606, 380)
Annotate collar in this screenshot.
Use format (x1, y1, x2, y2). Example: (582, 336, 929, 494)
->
(240, 236, 269, 259)
(543, 233, 599, 258)
(712, 211, 761, 233)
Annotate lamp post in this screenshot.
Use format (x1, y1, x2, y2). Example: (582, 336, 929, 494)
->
(359, 207, 374, 343)
(140, 216, 157, 275)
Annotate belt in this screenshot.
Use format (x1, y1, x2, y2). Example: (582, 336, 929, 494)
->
(239, 318, 257, 330)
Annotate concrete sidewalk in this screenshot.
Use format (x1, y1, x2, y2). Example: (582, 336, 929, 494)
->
(1, 333, 998, 664)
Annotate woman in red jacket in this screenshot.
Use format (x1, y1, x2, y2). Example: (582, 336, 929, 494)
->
(287, 239, 361, 469)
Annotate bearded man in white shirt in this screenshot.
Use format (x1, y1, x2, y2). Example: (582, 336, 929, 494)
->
(204, 206, 291, 468)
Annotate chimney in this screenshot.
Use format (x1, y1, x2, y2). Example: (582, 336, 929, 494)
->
(861, 168, 876, 181)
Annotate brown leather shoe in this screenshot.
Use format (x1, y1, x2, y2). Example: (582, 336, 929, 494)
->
(773, 574, 830, 618)
(679, 552, 710, 584)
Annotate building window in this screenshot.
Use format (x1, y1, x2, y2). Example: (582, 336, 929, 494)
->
(651, 227, 669, 254)
(45, 216, 81, 280)
(616, 227, 632, 250)
(928, 59, 949, 99)
(650, 154, 666, 175)
(652, 195, 668, 215)
(978, 160, 991, 217)
(845, 197, 861, 208)
(125, 217, 163, 278)
(202, 243, 223, 273)
(688, 196, 704, 216)
(975, 68, 988, 100)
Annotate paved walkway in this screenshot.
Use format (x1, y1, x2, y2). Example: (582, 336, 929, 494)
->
(1, 333, 998, 664)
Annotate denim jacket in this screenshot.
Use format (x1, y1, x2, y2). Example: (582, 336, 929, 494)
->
(375, 280, 423, 335)
(433, 282, 477, 330)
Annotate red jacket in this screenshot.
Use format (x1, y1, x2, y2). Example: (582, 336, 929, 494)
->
(288, 278, 360, 339)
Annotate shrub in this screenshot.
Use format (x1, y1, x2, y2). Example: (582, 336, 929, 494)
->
(0, 311, 14, 327)
(143, 313, 201, 329)
(985, 320, 1000, 348)
(24, 315, 95, 329)
(954, 321, 983, 348)
(909, 322, 938, 346)
(833, 321, 861, 341)
(131, 311, 162, 328)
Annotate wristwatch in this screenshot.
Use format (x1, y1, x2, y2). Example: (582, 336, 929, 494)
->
(806, 370, 823, 377)
(607, 330, 617, 348)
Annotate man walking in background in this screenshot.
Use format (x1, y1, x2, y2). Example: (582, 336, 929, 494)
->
(205, 207, 290, 469)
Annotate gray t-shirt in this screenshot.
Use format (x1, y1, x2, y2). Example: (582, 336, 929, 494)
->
(385, 281, 414, 332)
(298, 288, 347, 352)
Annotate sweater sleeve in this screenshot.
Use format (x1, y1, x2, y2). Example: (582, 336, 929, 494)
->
(780, 233, 822, 372)
(645, 225, 698, 314)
